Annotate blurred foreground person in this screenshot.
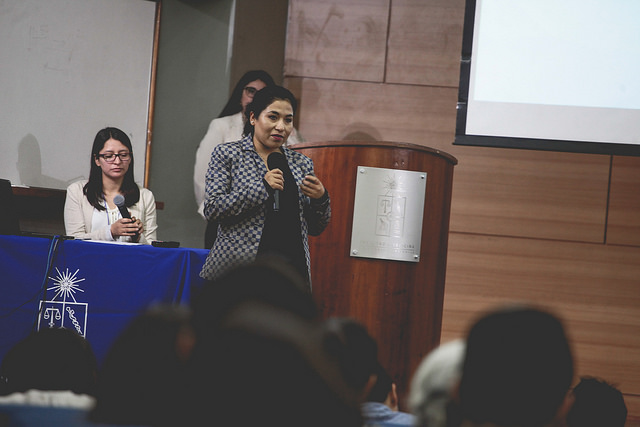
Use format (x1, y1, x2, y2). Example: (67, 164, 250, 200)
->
(89, 305, 193, 427)
(187, 258, 361, 426)
(362, 362, 415, 427)
(0, 327, 97, 426)
(566, 376, 627, 427)
(409, 339, 465, 427)
(457, 305, 574, 427)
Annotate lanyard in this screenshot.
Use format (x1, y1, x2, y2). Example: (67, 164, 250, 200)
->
(103, 199, 122, 225)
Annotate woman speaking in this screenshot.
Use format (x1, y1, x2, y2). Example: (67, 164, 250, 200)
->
(194, 70, 302, 248)
(199, 86, 330, 286)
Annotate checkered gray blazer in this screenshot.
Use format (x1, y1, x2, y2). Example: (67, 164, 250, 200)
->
(199, 135, 331, 284)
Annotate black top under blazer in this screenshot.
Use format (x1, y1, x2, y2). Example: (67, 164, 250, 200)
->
(199, 135, 331, 286)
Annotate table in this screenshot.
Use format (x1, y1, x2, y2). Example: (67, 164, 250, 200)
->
(0, 235, 209, 365)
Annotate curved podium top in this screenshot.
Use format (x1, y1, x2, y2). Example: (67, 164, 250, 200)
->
(289, 140, 458, 166)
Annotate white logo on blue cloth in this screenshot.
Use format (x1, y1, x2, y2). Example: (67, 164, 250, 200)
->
(37, 267, 88, 337)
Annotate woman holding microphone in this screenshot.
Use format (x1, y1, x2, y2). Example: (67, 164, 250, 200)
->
(199, 86, 329, 287)
(64, 127, 157, 244)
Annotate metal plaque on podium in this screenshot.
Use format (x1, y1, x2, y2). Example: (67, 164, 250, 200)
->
(350, 166, 427, 262)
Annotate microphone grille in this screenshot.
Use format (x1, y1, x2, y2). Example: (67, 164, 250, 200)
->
(113, 194, 125, 207)
(267, 152, 287, 170)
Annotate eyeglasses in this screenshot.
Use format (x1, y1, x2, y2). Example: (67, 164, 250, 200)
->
(243, 86, 258, 97)
(96, 152, 131, 163)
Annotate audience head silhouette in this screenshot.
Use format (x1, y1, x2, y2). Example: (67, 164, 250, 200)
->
(458, 305, 574, 427)
(566, 376, 627, 427)
(409, 339, 466, 427)
(321, 317, 379, 399)
(89, 304, 193, 426)
(0, 327, 97, 396)
(187, 258, 361, 426)
(365, 362, 394, 404)
(361, 361, 416, 427)
(191, 254, 317, 335)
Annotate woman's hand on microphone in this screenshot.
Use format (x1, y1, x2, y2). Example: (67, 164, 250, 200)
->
(110, 217, 142, 240)
(264, 168, 284, 191)
(131, 217, 143, 242)
(301, 175, 325, 199)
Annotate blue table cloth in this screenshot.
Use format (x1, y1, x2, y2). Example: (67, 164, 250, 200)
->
(0, 235, 209, 365)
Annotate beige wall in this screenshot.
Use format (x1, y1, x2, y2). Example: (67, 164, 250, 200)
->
(284, 0, 640, 422)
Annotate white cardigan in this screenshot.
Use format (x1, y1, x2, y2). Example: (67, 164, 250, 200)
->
(64, 180, 158, 244)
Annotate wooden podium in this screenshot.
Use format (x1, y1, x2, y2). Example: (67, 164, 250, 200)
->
(292, 141, 457, 404)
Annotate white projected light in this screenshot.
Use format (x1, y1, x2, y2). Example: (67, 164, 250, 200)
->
(455, 0, 640, 155)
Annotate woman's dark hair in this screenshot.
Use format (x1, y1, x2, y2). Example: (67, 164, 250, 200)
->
(366, 363, 394, 403)
(321, 317, 378, 392)
(218, 70, 276, 118)
(243, 85, 298, 137)
(567, 377, 627, 427)
(90, 305, 192, 426)
(459, 306, 574, 427)
(191, 255, 317, 336)
(84, 127, 140, 211)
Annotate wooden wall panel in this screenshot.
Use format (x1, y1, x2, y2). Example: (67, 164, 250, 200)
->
(441, 232, 640, 395)
(285, 76, 611, 243)
(231, 0, 290, 89)
(608, 155, 640, 247)
(626, 395, 640, 425)
(284, 77, 458, 146)
(285, 0, 640, 421)
(387, 0, 465, 86)
(284, 0, 389, 82)
(448, 148, 611, 242)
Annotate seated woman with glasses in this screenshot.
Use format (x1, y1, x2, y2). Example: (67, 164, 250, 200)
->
(194, 70, 303, 249)
(64, 127, 157, 243)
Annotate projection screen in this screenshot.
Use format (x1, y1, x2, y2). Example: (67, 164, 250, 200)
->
(454, 0, 640, 156)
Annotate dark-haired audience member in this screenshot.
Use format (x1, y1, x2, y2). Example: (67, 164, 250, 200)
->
(190, 255, 319, 381)
(64, 126, 157, 243)
(320, 316, 383, 408)
(89, 304, 194, 427)
(362, 363, 415, 427)
(408, 339, 465, 427)
(0, 327, 97, 398)
(191, 254, 318, 334)
(566, 376, 627, 427)
(0, 327, 97, 425)
(186, 259, 362, 426)
(193, 70, 302, 248)
(457, 305, 574, 427)
(199, 85, 330, 285)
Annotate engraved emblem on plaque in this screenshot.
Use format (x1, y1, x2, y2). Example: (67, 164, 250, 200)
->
(350, 166, 427, 262)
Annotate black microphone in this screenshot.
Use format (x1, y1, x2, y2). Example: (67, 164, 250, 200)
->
(113, 194, 139, 240)
(267, 152, 287, 212)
